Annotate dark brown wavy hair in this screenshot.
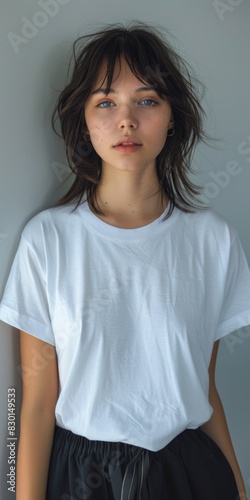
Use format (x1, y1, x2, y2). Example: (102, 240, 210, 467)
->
(52, 21, 208, 217)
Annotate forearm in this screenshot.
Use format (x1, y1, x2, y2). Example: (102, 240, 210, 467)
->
(200, 388, 247, 499)
(16, 408, 55, 500)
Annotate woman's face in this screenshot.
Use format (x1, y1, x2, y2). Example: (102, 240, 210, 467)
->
(84, 59, 174, 176)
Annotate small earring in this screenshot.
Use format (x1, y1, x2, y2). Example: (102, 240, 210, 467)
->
(83, 130, 91, 141)
(168, 128, 175, 137)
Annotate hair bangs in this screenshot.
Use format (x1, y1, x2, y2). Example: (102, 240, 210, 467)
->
(89, 31, 170, 99)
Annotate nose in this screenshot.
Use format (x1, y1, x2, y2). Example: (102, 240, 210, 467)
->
(117, 106, 138, 130)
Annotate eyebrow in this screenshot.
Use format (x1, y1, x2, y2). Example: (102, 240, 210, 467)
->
(91, 86, 157, 95)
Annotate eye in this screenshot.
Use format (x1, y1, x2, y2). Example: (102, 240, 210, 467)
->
(97, 101, 115, 108)
(139, 99, 157, 106)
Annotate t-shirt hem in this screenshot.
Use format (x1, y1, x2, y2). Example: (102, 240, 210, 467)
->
(215, 309, 250, 341)
(0, 305, 55, 346)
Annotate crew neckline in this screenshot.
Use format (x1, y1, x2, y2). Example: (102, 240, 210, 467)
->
(77, 200, 179, 240)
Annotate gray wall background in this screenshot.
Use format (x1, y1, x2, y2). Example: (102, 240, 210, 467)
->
(0, 0, 249, 498)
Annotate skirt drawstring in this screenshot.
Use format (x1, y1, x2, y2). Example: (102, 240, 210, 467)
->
(120, 448, 150, 500)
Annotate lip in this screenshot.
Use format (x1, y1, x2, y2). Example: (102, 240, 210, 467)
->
(113, 144, 142, 153)
(113, 136, 142, 147)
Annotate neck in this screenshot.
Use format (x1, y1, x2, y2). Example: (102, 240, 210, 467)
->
(94, 167, 168, 229)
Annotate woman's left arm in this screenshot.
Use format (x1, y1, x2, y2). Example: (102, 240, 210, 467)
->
(200, 340, 247, 500)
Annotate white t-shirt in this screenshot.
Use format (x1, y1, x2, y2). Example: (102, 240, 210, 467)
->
(1, 202, 250, 451)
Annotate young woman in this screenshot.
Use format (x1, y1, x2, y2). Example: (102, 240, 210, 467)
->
(1, 22, 250, 500)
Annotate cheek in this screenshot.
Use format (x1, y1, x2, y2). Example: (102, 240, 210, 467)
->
(153, 120, 169, 143)
(89, 120, 115, 142)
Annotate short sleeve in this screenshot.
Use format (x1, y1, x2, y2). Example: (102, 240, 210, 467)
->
(215, 233, 250, 340)
(0, 232, 55, 345)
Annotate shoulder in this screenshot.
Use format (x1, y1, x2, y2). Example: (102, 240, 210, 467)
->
(170, 208, 239, 264)
(176, 208, 237, 245)
(21, 204, 76, 244)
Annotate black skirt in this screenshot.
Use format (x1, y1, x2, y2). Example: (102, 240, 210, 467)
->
(46, 426, 238, 499)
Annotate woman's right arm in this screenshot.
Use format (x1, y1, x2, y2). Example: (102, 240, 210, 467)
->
(16, 331, 59, 500)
